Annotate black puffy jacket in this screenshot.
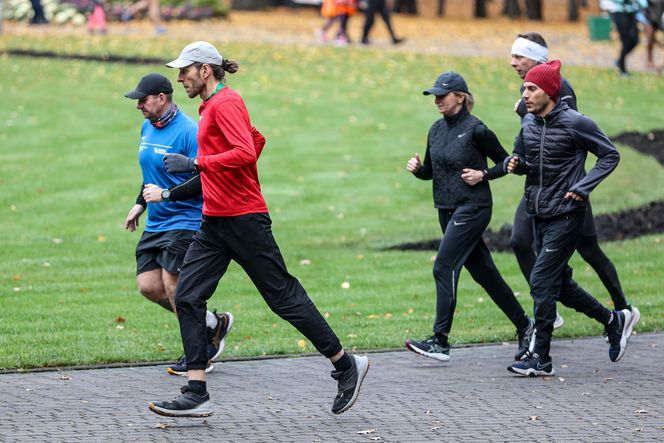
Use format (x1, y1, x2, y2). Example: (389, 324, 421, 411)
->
(414, 108, 508, 209)
(511, 101, 620, 218)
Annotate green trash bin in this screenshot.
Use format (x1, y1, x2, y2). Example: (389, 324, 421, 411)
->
(587, 15, 612, 41)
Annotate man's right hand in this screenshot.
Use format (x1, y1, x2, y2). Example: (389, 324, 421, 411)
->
(506, 155, 519, 174)
(124, 204, 145, 232)
(407, 153, 422, 173)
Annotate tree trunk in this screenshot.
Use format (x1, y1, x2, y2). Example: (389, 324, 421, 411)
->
(438, 0, 445, 17)
(503, 0, 521, 18)
(525, 0, 542, 20)
(568, 0, 580, 22)
(475, 0, 488, 18)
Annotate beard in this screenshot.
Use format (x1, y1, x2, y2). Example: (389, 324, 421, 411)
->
(187, 77, 205, 99)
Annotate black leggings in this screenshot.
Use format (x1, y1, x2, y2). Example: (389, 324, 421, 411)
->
(612, 12, 640, 74)
(510, 197, 629, 310)
(433, 206, 529, 336)
(362, 0, 397, 41)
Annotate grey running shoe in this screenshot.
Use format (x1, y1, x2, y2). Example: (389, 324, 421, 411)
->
(149, 385, 213, 417)
(405, 335, 450, 362)
(208, 311, 234, 361)
(515, 317, 535, 361)
(606, 309, 632, 362)
(331, 354, 370, 414)
(508, 352, 554, 377)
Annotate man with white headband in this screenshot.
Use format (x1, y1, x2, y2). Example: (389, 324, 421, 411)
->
(507, 32, 639, 359)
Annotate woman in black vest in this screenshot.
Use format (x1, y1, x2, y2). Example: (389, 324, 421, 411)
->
(405, 71, 532, 362)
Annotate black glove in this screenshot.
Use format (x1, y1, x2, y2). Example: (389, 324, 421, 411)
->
(163, 154, 197, 173)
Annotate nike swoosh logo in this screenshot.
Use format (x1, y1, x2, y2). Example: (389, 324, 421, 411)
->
(545, 248, 558, 252)
(536, 363, 550, 370)
(441, 83, 448, 86)
(457, 133, 466, 138)
(453, 221, 468, 226)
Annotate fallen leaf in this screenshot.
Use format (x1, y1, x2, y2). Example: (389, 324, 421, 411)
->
(116, 325, 125, 330)
(299, 259, 311, 266)
(297, 339, 306, 349)
(266, 396, 273, 400)
(558, 377, 566, 383)
(59, 374, 71, 381)
(97, 235, 107, 242)
(605, 377, 614, 381)
(341, 281, 350, 289)
(424, 410, 433, 415)
(115, 316, 125, 323)
(369, 438, 381, 441)
(561, 365, 568, 368)
(13, 287, 21, 292)
(357, 428, 376, 435)
(12, 275, 21, 282)
(155, 423, 169, 429)
(52, 238, 63, 244)
(528, 416, 539, 421)
(43, 262, 51, 267)
(634, 409, 648, 414)
(324, 312, 331, 318)
(634, 428, 643, 432)
(581, 392, 591, 396)
(430, 426, 442, 430)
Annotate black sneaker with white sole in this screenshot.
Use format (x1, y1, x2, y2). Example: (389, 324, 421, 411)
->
(331, 354, 370, 414)
(149, 385, 213, 417)
(507, 352, 554, 377)
(625, 305, 640, 339)
(606, 309, 632, 362)
(405, 335, 450, 362)
(208, 311, 234, 362)
(166, 354, 215, 377)
(515, 317, 535, 361)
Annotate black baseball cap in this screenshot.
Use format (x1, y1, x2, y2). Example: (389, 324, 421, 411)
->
(423, 71, 470, 96)
(125, 73, 173, 99)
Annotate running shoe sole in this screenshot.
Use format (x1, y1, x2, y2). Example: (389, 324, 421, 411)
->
(167, 363, 214, 377)
(507, 365, 555, 377)
(405, 340, 450, 362)
(625, 306, 640, 341)
(148, 400, 214, 418)
(333, 355, 370, 415)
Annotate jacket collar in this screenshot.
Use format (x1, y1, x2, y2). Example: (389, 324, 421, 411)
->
(443, 106, 469, 127)
(533, 100, 568, 125)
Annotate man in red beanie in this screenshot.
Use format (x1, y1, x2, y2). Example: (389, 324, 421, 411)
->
(504, 60, 635, 377)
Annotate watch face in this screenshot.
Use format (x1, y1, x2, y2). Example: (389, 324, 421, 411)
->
(162, 189, 171, 200)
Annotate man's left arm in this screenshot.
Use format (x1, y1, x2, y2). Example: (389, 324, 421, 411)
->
(568, 115, 620, 199)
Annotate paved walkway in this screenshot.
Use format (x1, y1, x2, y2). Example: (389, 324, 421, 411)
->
(1, 332, 662, 442)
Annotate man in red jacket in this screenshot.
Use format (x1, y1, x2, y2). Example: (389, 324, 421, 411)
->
(148, 41, 369, 418)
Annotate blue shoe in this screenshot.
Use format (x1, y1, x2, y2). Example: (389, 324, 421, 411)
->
(606, 309, 632, 362)
(167, 355, 214, 377)
(508, 352, 554, 377)
(208, 311, 234, 362)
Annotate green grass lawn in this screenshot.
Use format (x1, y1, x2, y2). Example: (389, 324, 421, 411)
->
(1, 35, 663, 370)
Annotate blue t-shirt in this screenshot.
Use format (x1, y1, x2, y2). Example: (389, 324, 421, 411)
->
(138, 111, 203, 232)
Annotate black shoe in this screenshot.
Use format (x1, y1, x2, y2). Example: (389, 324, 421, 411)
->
(515, 317, 535, 361)
(507, 352, 554, 377)
(331, 354, 370, 414)
(405, 335, 450, 361)
(392, 37, 405, 45)
(606, 309, 632, 362)
(166, 354, 214, 377)
(208, 311, 234, 361)
(149, 385, 213, 417)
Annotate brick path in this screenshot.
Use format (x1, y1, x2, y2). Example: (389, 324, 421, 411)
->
(2, 333, 662, 442)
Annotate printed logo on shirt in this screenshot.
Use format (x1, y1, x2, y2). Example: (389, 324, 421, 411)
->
(545, 248, 558, 253)
(457, 132, 467, 139)
(453, 220, 468, 226)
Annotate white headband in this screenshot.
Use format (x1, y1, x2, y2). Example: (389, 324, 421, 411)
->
(511, 37, 548, 64)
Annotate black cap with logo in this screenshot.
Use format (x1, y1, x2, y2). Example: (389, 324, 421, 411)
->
(125, 73, 174, 99)
(423, 71, 470, 96)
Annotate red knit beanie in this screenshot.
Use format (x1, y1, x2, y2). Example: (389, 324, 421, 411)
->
(524, 60, 561, 102)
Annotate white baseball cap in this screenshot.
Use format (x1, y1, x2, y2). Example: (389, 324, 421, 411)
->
(166, 41, 223, 68)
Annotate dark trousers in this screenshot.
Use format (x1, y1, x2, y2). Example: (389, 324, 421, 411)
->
(362, 0, 397, 42)
(433, 206, 528, 335)
(175, 213, 342, 370)
(510, 197, 628, 310)
(530, 212, 611, 357)
(612, 12, 640, 73)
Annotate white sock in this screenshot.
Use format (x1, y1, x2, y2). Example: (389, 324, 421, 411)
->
(205, 311, 218, 329)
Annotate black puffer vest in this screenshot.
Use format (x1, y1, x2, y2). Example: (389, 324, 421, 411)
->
(420, 108, 491, 209)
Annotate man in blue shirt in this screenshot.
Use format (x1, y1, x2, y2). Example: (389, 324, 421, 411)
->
(123, 73, 233, 376)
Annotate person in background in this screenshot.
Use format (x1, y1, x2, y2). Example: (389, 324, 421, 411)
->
(361, 0, 404, 45)
(602, 0, 648, 75)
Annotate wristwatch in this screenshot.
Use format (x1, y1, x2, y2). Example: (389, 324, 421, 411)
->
(161, 189, 171, 201)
